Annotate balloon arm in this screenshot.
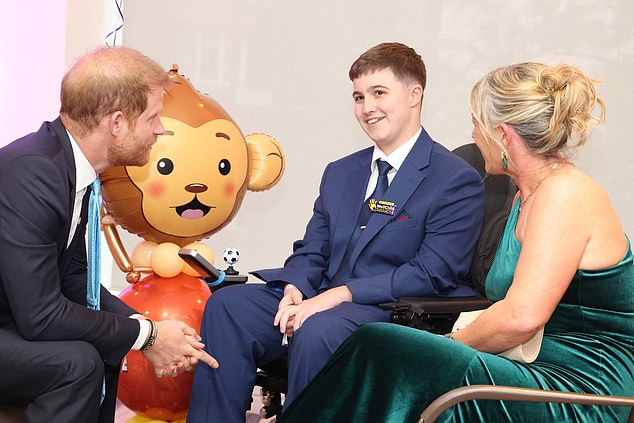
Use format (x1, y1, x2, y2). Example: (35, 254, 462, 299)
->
(101, 205, 133, 273)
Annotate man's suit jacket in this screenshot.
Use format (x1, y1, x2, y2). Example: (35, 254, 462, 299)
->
(0, 118, 139, 366)
(253, 128, 485, 304)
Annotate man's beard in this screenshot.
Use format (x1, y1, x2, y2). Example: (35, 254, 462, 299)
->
(108, 135, 153, 167)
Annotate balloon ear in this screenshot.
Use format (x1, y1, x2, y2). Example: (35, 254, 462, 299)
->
(245, 133, 285, 191)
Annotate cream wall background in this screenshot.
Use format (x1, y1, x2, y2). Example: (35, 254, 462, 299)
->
(2, 2, 632, 290)
(116, 0, 634, 288)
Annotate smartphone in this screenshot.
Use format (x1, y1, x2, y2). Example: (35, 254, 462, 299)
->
(178, 248, 222, 279)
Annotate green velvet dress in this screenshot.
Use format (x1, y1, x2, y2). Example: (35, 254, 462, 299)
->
(278, 200, 634, 423)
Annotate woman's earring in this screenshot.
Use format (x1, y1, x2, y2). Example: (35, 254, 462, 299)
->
(501, 151, 509, 170)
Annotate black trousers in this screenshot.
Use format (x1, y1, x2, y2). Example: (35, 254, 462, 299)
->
(0, 328, 121, 423)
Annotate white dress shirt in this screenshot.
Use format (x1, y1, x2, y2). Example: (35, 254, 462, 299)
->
(364, 126, 422, 200)
(66, 131, 149, 350)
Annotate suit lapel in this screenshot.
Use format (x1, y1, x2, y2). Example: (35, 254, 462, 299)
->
(349, 129, 434, 263)
(51, 117, 77, 205)
(61, 186, 91, 275)
(51, 118, 80, 272)
(330, 152, 372, 273)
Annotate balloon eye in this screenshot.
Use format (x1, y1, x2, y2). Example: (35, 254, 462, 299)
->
(218, 159, 231, 176)
(157, 158, 174, 175)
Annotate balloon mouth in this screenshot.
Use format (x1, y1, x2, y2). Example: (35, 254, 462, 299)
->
(174, 196, 213, 220)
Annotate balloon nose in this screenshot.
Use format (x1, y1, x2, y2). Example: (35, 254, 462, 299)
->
(185, 183, 208, 193)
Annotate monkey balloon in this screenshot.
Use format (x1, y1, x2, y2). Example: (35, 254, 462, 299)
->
(99, 66, 285, 421)
(100, 65, 285, 281)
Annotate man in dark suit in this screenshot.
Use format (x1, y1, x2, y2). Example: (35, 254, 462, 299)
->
(187, 42, 485, 422)
(0, 46, 217, 423)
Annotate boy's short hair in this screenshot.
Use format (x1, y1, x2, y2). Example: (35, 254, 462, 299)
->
(349, 42, 426, 90)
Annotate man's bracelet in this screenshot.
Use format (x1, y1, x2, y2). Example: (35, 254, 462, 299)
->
(140, 319, 158, 351)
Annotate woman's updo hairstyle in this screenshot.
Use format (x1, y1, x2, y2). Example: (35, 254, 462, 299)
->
(469, 62, 605, 159)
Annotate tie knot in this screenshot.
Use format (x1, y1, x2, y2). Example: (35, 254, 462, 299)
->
(376, 160, 392, 176)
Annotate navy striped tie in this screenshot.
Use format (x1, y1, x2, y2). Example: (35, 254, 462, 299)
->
(333, 160, 392, 282)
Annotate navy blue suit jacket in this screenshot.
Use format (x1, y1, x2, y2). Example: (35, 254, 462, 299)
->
(253, 128, 485, 304)
(0, 118, 139, 366)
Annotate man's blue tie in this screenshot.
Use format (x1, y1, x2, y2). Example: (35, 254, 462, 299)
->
(357, 160, 392, 227)
(87, 178, 101, 311)
(333, 159, 392, 282)
(86, 177, 105, 402)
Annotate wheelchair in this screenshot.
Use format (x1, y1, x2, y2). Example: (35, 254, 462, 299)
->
(254, 143, 516, 418)
(255, 144, 634, 421)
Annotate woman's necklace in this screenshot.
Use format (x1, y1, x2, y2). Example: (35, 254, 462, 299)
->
(519, 162, 563, 213)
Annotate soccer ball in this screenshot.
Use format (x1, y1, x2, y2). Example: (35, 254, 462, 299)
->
(223, 247, 240, 265)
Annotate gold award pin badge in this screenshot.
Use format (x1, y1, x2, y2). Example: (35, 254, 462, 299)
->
(369, 199, 396, 216)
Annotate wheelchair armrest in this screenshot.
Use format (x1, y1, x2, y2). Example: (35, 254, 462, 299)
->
(204, 274, 249, 293)
(379, 296, 491, 314)
(379, 296, 491, 334)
